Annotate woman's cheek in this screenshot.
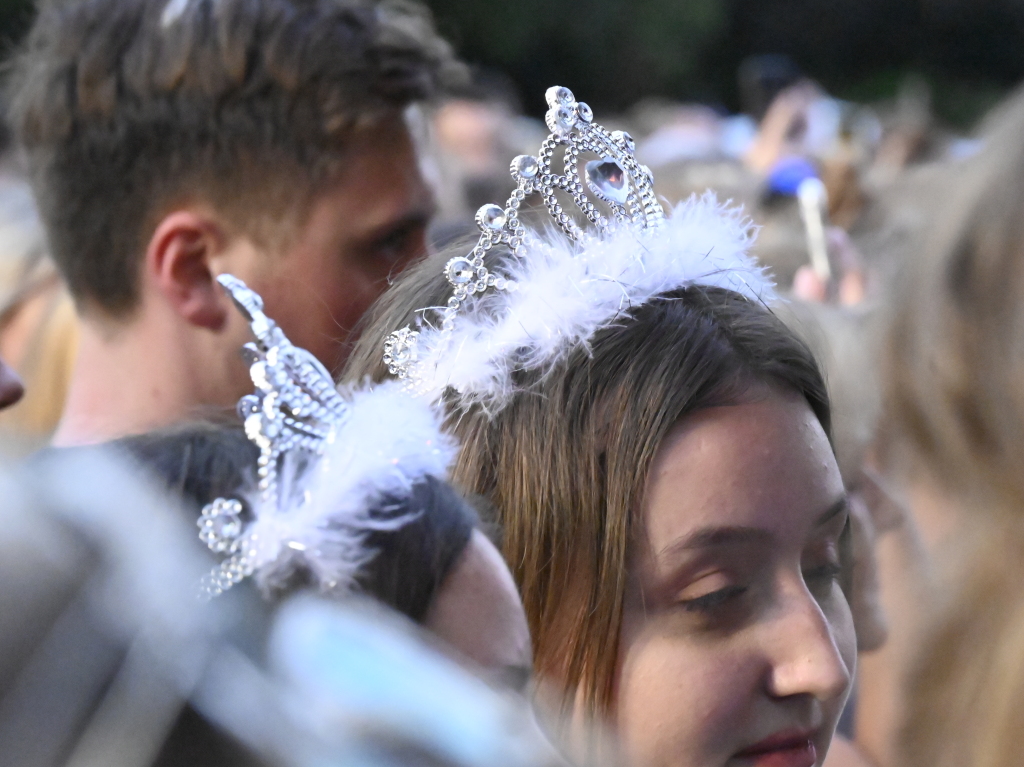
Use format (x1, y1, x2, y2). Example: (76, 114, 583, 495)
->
(615, 628, 755, 767)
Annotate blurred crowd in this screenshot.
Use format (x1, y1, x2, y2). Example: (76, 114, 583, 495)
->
(2, 1, 1024, 767)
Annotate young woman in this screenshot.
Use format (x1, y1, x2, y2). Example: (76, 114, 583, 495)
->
(344, 87, 857, 767)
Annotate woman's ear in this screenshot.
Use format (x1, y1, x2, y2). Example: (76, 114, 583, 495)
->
(145, 210, 230, 331)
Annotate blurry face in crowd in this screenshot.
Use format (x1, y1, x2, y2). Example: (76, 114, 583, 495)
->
(616, 388, 855, 767)
(424, 530, 533, 691)
(238, 114, 434, 377)
(0, 356, 24, 410)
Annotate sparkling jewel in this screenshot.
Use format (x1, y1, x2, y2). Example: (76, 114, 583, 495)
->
(475, 204, 506, 232)
(237, 394, 260, 419)
(384, 328, 419, 364)
(546, 105, 577, 136)
(445, 256, 476, 285)
(586, 158, 630, 204)
(576, 102, 593, 122)
(212, 513, 242, 541)
(511, 154, 539, 179)
(611, 130, 636, 152)
(199, 498, 245, 553)
(250, 361, 270, 391)
(545, 85, 574, 107)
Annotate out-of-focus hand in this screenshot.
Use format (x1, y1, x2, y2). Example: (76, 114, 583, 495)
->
(744, 81, 820, 173)
(792, 264, 828, 303)
(791, 227, 868, 306)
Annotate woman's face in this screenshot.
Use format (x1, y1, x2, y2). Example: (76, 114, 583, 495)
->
(615, 388, 855, 767)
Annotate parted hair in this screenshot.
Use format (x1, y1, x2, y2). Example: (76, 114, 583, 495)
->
(344, 243, 833, 717)
(8, 0, 461, 316)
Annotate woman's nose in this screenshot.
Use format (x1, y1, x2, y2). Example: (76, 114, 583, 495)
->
(765, 586, 852, 703)
(0, 358, 25, 410)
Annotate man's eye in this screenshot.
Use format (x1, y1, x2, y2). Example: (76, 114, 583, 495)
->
(372, 225, 423, 264)
(804, 562, 842, 594)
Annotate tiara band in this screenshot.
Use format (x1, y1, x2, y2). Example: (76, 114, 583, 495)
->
(384, 86, 665, 384)
(382, 86, 773, 407)
(199, 275, 455, 598)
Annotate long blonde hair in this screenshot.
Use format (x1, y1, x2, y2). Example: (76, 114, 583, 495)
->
(879, 85, 1024, 767)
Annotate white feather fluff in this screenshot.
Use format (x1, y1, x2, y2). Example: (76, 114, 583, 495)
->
(241, 380, 458, 594)
(410, 193, 774, 406)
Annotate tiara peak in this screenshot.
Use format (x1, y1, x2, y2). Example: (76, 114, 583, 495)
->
(383, 86, 775, 409)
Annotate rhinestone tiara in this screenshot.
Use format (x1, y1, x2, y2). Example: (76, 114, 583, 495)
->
(383, 85, 666, 387)
(217, 274, 348, 508)
(198, 276, 457, 600)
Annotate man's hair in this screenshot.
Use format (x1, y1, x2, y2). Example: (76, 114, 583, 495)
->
(8, 0, 461, 316)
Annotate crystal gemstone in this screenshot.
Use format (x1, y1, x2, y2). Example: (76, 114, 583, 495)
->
(611, 130, 636, 152)
(212, 512, 242, 541)
(445, 256, 476, 285)
(512, 155, 539, 179)
(387, 329, 418, 363)
(576, 102, 594, 122)
(475, 204, 506, 231)
(586, 159, 630, 204)
(545, 86, 574, 107)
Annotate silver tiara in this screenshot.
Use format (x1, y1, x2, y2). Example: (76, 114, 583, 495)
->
(217, 274, 348, 507)
(199, 275, 350, 595)
(199, 275, 456, 599)
(383, 85, 666, 386)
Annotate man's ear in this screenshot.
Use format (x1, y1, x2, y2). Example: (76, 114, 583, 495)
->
(145, 210, 230, 331)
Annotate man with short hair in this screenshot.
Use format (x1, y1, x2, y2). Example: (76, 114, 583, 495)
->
(9, 0, 460, 445)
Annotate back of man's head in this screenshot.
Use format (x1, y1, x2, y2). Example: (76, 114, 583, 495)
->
(9, 0, 458, 318)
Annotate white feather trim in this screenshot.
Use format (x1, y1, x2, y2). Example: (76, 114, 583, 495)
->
(241, 380, 458, 594)
(411, 193, 774, 406)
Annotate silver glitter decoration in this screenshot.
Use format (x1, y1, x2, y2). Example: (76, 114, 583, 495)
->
(585, 159, 629, 204)
(475, 204, 506, 232)
(198, 498, 244, 553)
(511, 154, 539, 179)
(199, 275, 349, 598)
(383, 85, 665, 392)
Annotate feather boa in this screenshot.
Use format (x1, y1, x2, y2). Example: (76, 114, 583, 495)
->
(410, 193, 774, 407)
(239, 381, 457, 594)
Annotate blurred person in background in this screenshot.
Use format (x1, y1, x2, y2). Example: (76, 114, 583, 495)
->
(872, 83, 1024, 767)
(7, 0, 462, 447)
(0, 175, 76, 452)
(429, 70, 546, 245)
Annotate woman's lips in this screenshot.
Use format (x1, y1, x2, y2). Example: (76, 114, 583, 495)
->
(734, 731, 817, 767)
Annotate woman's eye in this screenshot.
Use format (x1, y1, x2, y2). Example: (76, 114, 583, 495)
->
(678, 584, 748, 613)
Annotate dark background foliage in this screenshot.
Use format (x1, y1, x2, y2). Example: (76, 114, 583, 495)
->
(0, 0, 1021, 126)
(424, 0, 1024, 126)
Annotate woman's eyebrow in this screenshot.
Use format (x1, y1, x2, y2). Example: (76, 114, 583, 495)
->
(661, 525, 773, 558)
